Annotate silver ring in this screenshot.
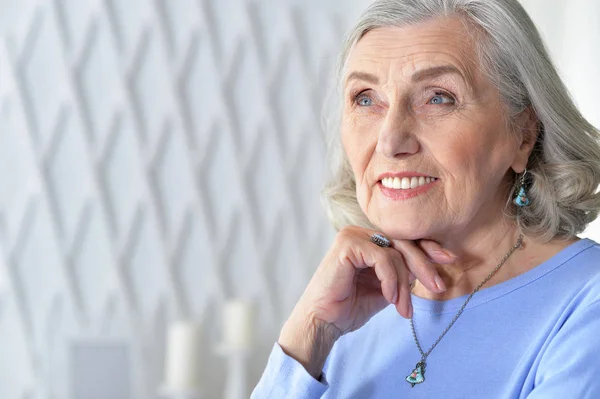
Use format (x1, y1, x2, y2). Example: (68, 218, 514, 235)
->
(371, 233, 391, 248)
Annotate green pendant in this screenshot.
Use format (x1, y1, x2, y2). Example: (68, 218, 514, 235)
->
(405, 361, 426, 387)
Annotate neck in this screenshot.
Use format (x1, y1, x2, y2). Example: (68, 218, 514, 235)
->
(413, 214, 526, 300)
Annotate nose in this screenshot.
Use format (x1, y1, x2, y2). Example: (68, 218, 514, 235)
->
(375, 102, 420, 159)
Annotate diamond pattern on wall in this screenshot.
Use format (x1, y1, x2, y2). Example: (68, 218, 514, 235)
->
(44, 296, 79, 399)
(44, 111, 93, 244)
(180, 34, 223, 150)
(19, 9, 68, 148)
(291, 131, 328, 238)
(13, 201, 69, 351)
(152, 125, 197, 238)
(264, 220, 309, 321)
(175, 209, 221, 318)
(270, 49, 316, 151)
(0, 0, 373, 397)
(247, 126, 289, 235)
(156, 0, 200, 60)
(227, 44, 270, 149)
(101, 115, 145, 238)
(72, 203, 117, 322)
(0, 99, 39, 243)
(124, 207, 168, 322)
(203, 0, 250, 65)
(247, 2, 295, 69)
(54, 0, 94, 55)
(76, 17, 123, 145)
(0, 295, 35, 399)
(200, 123, 245, 239)
(105, 0, 149, 55)
(220, 214, 278, 333)
(131, 30, 174, 148)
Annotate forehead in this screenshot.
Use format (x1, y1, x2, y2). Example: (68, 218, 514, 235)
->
(346, 17, 479, 83)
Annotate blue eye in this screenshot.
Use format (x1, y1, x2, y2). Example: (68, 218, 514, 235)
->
(428, 93, 454, 105)
(356, 95, 373, 106)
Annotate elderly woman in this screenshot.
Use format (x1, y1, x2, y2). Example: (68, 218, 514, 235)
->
(252, 0, 600, 397)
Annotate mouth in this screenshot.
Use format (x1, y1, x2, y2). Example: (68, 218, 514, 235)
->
(380, 176, 438, 190)
(376, 174, 439, 200)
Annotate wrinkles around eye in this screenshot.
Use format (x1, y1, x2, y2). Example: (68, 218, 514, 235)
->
(427, 92, 455, 105)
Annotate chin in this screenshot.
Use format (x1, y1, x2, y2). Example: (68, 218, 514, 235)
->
(373, 218, 434, 241)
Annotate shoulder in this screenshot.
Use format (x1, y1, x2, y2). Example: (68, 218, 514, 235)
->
(534, 238, 600, 348)
(503, 238, 600, 310)
(529, 239, 600, 321)
(560, 238, 600, 293)
(537, 238, 600, 301)
(569, 237, 600, 263)
(532, 293, 600, 397)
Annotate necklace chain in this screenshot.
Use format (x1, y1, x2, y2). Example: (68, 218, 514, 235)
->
(409, 234, 524, 363)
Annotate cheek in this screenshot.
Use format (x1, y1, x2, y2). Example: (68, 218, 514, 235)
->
(342, 122, 370, 177)
(341, 130, 372, 211)
(430, 125, 498, 184)
(439, 131, 514, 201)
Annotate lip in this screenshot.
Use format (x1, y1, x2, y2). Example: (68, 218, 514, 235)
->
(377, 175, 439, 200)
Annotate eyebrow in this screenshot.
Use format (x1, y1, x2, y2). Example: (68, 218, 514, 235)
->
(345, 71, 380, 85)
(411, 65, 466, 83)
(345, 65, 467, 86)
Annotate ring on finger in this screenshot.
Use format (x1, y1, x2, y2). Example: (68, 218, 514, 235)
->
(370, 233, 391, 248)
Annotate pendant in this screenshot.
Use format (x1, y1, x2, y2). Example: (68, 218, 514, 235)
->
(405, 361, 426, 387)
(514, 186, 531, 206)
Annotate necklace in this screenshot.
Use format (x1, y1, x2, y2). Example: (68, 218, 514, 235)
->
(405, 234, 524, 387)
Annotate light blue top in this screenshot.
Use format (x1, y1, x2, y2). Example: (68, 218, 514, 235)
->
(252, 238, 600, 398)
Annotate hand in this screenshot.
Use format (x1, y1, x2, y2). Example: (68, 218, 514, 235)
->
(278, 225, 456, 378)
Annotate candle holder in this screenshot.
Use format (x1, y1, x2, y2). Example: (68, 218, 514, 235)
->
(161, 321, 203, 399)
(219, 300, 254, 399)
(216, 344, 251, 399)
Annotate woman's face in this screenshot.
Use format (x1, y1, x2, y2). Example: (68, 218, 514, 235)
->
(342, 17, 533, 241)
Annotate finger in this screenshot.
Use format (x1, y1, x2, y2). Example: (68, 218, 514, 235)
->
(396, 275, 413, 318)
(391, 255, 413, 318)
(391, 239, 447, 293)
(360, 247, 399, 305)
(417, 240, 458, 264)
(359, 231, 415, 316)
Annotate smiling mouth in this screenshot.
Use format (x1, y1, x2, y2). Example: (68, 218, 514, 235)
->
(380, 176, 438, 190)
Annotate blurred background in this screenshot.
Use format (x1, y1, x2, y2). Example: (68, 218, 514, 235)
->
(0, 0, 598, 398)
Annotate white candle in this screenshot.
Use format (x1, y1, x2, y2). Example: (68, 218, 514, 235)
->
(224, 301, 254, 350)
(164, 321, 202, 393)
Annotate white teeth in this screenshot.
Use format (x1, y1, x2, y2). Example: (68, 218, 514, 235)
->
(410, 177, 419, 189)
(381, 176, 437, 190)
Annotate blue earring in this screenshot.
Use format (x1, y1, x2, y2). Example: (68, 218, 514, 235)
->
(514, 169, 531, 207)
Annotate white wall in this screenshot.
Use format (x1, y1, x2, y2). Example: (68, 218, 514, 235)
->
(0, 0, 371, 397)
(0, 1, 598, 398)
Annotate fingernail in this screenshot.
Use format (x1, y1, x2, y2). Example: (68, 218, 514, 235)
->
(435, 250, 457, 260)
(391, 286, 398, 304)
(434, 275, 447, 292)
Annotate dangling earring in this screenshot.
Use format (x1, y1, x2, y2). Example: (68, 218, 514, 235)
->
(513, 168, 531, 207)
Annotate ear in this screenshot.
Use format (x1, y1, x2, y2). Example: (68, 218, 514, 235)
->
(511, 106, 539, 174)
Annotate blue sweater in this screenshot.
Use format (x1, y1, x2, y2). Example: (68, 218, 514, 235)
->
(252, 238, 600, 398)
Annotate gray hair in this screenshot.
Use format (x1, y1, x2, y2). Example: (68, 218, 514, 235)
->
(322, 0, 600, 241)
